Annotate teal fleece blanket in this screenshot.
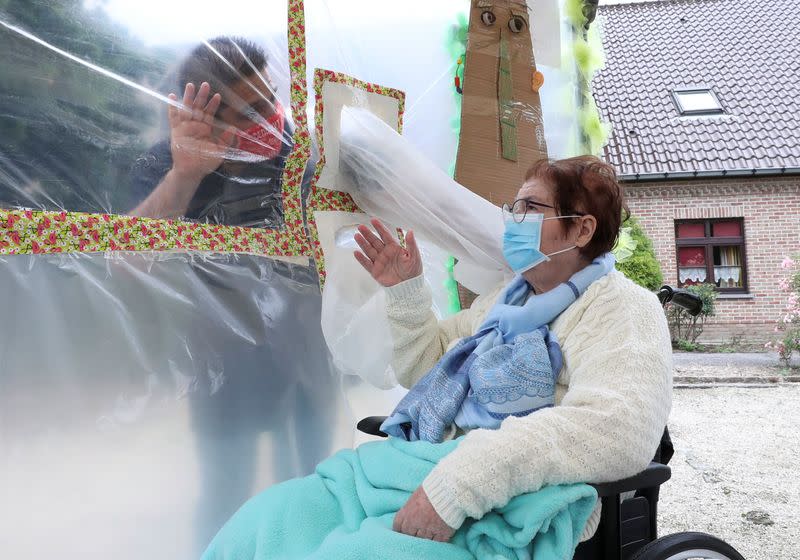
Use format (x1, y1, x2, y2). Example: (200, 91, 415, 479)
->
(202, 438, 597, 560)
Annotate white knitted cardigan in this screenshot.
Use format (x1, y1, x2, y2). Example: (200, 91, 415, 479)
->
(384, 269, 673, 539)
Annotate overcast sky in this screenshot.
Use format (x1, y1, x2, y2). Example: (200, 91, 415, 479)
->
(89, 0, 474, 47)
(87, 0, 655, 47)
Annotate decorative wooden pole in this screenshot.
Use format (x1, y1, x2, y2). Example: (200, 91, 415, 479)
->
(454, 0, 549, 207)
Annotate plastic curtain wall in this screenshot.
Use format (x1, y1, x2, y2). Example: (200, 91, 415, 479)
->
(0, 1, 591, 558)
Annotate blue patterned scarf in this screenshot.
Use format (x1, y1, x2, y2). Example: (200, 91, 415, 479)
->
(381, 253, 616, 442)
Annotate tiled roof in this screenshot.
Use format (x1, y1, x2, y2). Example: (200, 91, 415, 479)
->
(592, 0, 800, 179)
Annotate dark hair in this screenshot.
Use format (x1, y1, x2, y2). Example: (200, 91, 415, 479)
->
(525, 155, 630, 260)
(177, 36, 267, 93)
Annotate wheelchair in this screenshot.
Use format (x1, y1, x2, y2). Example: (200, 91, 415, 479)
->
(357, 286, 746, 560)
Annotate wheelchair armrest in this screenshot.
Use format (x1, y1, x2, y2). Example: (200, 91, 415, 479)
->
(357, 416, 389, 438)
(589, 462, 671, 498)
(357, 419, 672, 497)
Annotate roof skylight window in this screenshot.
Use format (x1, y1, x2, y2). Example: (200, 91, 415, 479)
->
(672, 88, 724, 115)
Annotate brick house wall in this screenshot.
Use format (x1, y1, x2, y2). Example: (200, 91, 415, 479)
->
(624, 175, 800, 344)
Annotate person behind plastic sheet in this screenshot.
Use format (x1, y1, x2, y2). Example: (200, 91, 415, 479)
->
(202, 156, 673, 557)
(127, 38, 337, 554)
(129, 37, 293, 228)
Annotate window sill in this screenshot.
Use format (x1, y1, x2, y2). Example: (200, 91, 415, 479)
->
(716, 293, 754, 300)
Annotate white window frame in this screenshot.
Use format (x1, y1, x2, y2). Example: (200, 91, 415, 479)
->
(671, 87, 725, 116)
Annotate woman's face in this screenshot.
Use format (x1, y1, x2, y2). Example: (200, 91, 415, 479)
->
(513, 177, 578, 259)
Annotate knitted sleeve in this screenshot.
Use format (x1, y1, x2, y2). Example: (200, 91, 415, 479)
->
(384, 275, 497, 389)
(422, 278, 674, 529)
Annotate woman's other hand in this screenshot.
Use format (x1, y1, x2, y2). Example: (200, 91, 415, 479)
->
(354, 219, 423, 288)
(393, 486, 455, 542)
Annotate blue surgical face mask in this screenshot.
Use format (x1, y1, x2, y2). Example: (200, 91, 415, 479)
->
(502, 213, 578, 274)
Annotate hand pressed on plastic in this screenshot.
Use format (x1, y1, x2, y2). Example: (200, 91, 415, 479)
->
(353, 219, 423, 288)
(393, 486, 455, 542)
(167, 81, 237, 181)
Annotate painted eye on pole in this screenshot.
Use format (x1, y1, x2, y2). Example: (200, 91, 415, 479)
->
(508, 16, 527, 33)
(480, 10, 496, 26)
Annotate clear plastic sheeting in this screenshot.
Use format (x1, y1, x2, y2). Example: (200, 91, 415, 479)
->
(305, 0, 467, 173)
(317, 211, 453, 388)
(0, 1, 293, 228)
(0, 252, 353, 559)
(337, 107, 511, 293)
(305, 0, 581, 173)
(0, 1, 594, 559)
(1, 0, 586, 224)
(317, 211, 396, 388)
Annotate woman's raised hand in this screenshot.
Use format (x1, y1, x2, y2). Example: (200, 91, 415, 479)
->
(354, 219, 423, 288)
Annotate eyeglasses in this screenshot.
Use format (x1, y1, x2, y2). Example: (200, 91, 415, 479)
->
(502, 198, 586, 223)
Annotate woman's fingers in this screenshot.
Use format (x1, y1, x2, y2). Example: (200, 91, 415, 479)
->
(353, 250, 374, 273)
(353, 221, 422, 286)
(371, 219, 397, 247)
(400, 519, 416, 538)
(405, 229, 421, 261)
(354, 232, 378, 261)
(357, 224, 385, 252)
(392, 510, 404, 533)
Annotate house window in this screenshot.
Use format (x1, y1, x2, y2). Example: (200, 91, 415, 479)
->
(675, 219, 747, 292)
(672, 88, 724, 115)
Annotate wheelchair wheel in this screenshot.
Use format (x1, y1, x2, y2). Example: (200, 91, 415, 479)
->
(630, 531, 745, 560)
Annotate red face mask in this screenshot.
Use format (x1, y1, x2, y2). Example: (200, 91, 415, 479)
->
(237, 102, 286, 160)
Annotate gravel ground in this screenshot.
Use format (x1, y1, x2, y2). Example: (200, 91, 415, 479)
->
(673, 352, 799, 380)
(658, 385, 800, 559)
(673, 352, 800, 370)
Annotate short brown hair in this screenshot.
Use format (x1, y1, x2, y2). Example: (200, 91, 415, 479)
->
(178, 37, 267, 94)
(525, 155, 629, 260)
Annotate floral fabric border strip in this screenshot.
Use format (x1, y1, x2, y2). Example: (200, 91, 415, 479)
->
(306, 68, 406, 283)
(0, 210, 311, 255)
(0, 4, 409, 274)
(0, 0, 314, 259)
(281, 0, 314, 254)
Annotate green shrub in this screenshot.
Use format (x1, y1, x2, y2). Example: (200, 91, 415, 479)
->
(667, 283, 718, 345)
(675, 339, 701, 352)
(616, 216, 663, 291)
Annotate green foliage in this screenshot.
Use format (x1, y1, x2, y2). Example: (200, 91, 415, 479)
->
(616, 216, 663, 291)
(444, 255, 461, 315)
(667, 283, 718, 345)
(675, 339, 701, 352)
(790, 262, 800, 293)
(444, 11, 469, 310)
(573, 24, 605, 78)
(446, 9, 469, 176)
(714, 337, 742, 353)
(445, 11, 469, 60)
(578, 94, 611, 156)
(564, 0, 587, 28)
(565, 0, 609, 155)
(0, 0, 166, 213)
(685, 283, 717, 317)
(611, 225, 635, 262)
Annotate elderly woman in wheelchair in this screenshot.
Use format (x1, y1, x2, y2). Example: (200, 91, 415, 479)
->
(202, 156, 744, 560)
